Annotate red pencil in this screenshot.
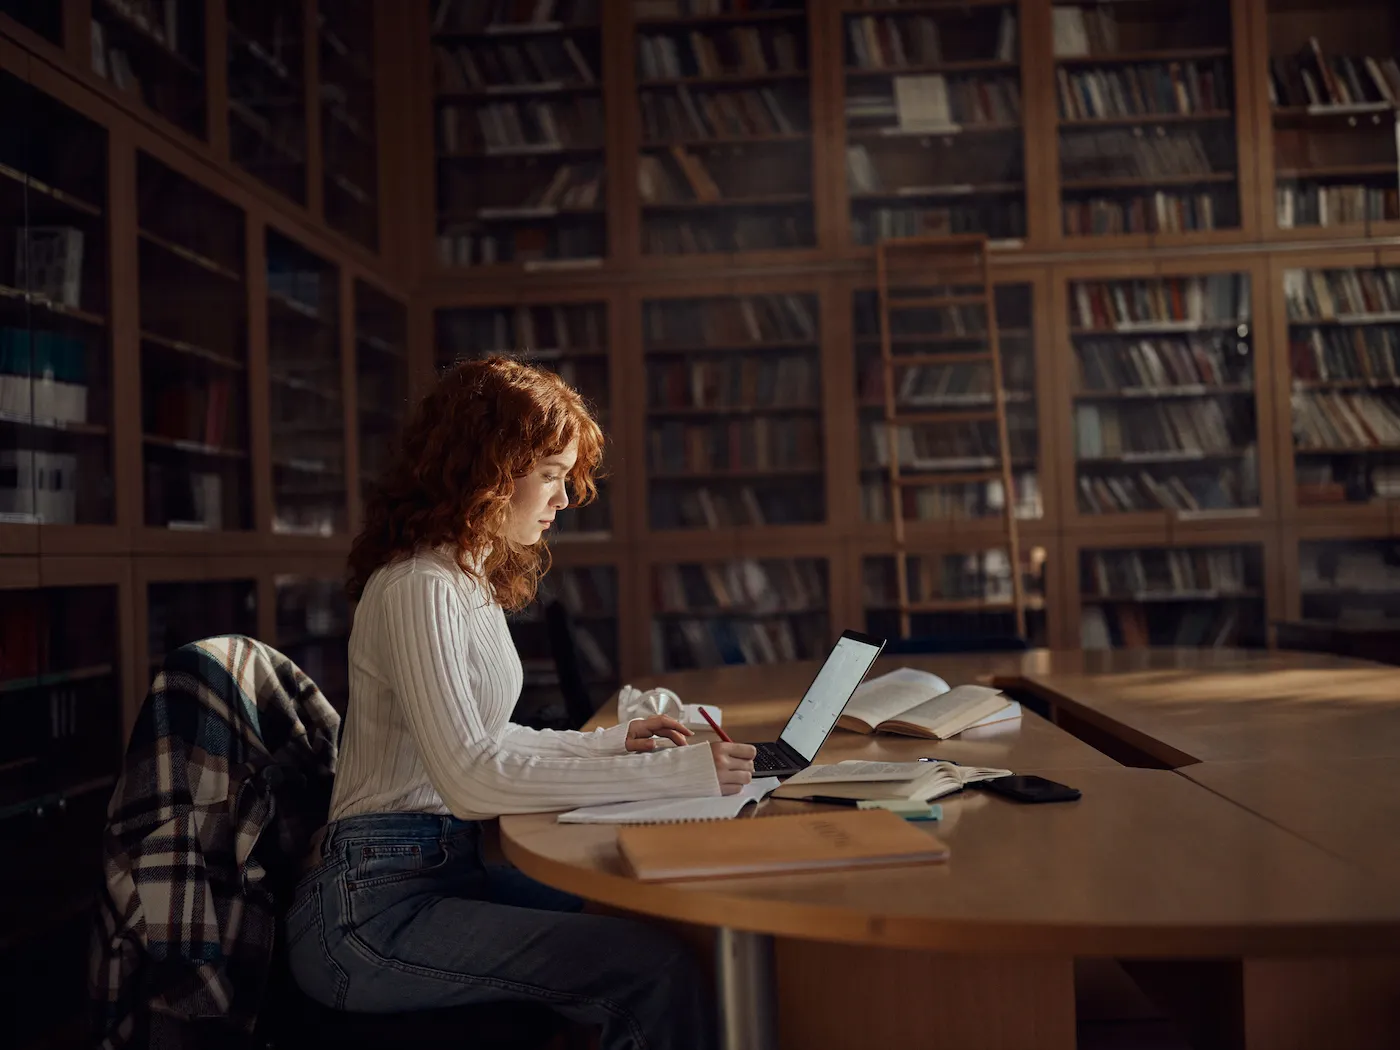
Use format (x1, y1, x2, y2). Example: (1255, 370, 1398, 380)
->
(697, 705, 733, 743)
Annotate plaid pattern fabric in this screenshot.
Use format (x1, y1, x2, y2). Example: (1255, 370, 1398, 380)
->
(90, 635, 339, 1050)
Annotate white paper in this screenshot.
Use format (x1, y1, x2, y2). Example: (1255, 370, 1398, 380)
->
(783, 761, 928, 785)
(556, 777, 780, 825)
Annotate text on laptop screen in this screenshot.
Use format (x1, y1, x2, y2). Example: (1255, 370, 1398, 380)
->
(779, 635, 884, 762)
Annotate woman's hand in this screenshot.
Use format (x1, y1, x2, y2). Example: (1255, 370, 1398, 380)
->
(710, 741, 757, 795)
(625, 715, 693, 752)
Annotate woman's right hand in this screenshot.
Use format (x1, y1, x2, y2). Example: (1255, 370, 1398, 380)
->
(709, 741, 757, 795)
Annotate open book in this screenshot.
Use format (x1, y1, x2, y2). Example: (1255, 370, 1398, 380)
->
(773, 760, 1012, 803)
(556, 777, 780, 825)
(837, 667, 1021, 739)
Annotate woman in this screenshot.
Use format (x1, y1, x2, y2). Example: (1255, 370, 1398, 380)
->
(286, 356, 755, 1049)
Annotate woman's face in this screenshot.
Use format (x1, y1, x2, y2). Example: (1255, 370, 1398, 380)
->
(506, 441, 577, 546)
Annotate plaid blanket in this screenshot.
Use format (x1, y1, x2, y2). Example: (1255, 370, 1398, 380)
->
(90, 635, 339, 1049)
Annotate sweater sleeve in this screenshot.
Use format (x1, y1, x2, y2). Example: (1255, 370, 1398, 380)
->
(499, 720, 634, 758)
(381, 571, 720, 816)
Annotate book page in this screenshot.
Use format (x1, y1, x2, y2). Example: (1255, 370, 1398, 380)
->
(840, 667, 950, 731)
(557, 777, 780, 825)
(784, 760, 929, 785)
(886, 685, 1006, 736)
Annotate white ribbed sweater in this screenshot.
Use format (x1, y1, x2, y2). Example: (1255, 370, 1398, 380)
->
(329, 548, 720, 821)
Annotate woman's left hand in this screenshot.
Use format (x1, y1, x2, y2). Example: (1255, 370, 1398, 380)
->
(625, 715, 693, 752)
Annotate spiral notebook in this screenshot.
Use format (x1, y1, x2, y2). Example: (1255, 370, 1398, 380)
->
(556, 778, 782, 825)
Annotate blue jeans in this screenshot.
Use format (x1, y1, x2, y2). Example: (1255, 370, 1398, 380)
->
(286, 812, 715, 1050)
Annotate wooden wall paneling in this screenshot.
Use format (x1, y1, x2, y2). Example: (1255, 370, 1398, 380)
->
(1277, 522, 1302, 630)
(304, 0, 324, 220)
(339, 265, 361, 535)
(207, 0, 230, 160)
(604, 0, 638, 271)
(822, 274, 860, 537)
(246, 214, 274, 537)
(0, 557, 42, 587)
(1020, 0, 1059, 249)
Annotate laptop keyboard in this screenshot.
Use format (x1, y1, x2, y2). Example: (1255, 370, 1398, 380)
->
(753, 746, 787, 773)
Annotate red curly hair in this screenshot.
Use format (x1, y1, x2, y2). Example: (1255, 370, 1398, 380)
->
(347, 356, 603, 609)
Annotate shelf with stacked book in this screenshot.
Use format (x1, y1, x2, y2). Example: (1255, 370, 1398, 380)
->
(1076, 539, 1266, 649)
(861, 544, 1049, 646)
(319, 0, 379, 251)
(435, 300, 613, 540)
(1264, 2, 1400, 239)
(1051, 0, 1243, 242)
(1066, 269, 1263, 533)
(642, 292, 823, 533)
(432, 0, 606, 270)
(0, 580, 121, 1049)
(841, 0, 1025, 247)
(145, 577, 258, 670)
(266, 230, 346, 537)
(89, 0, 207, 140)
(227, 0, 308, 207)
(507, 564, 618, 730)
(854, 281, 1043, 541)
(353, 281, 407, 514)
(636, 1, 815, 257)
(137, 153, 252, 534)
(1, 72, 115, 531)
(274, 574, 350, 713)
(1280, 261, 1400, 521)
(649, 555, 829, 672)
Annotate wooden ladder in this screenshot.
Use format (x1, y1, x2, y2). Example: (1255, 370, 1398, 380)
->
(874, 233, 1026, 640)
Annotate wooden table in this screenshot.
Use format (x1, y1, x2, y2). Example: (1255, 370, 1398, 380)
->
(500, 650, 1400, 1050)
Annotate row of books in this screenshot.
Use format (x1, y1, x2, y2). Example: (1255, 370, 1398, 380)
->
(441, 98, 604, 153)
(639, 85, 803, 141)
(276, 578, 350, 639)
(642, 214, 812, 254)
(1076, 335, 1248, 393)
(1291, 327, 1400, 384)
(432, 39, 597, 93)
(864, 421, 1007, 472)
(1299, 543, 1400, 593)
(1058, 61, 1231, 121)
(863, 550, 1020, 606)
(537, 566, 617, 616)
(654, 558, 825, 613)
(1075, 400, 1241, 459)
(1083, 547, 1247, 597)
(862, 361, 1021, 407)
(440, 304, 605, 355)
(1295, 461, 1400, 504)
(1062, 191, 1232, 236)
(1081, 603, 1246, 650)
(148, 378, 234, 449)
(845, 11, 1016, 71)
(646, 417, 822, 474)
(884, 74, 1022, 129)
(643, 294, 815, 346)
(90, 24, 150, 104)
(435, 223, 602, 266)
(652, 615, 825, 671)
(1051, 6, 1126, 60)
(1059, 128, 1223, 182)
(638, 148, 723, 203)
(0, 588, 113, 681)
(145, 462, 225, 530)
(15, 227, 85, 309)
(1276, 185, 1399, 231)
(0, 330, 89, 424)
(636, 27, 803, 81)
(431, 0, 600, 32)
(1284, 268, 1400, 322)
(851, 202, 1026, 244)
(0, 450, 78, 524)
(147, 580, 255, 658)
(1072, 276, 1250, 331)
(844, 143, 1024, 195)
(637, 0, 803, 17)
(858, 348, 1033, 397)
(649, 483, 822, 530)
(854, 296, 991, 340)
(1269, 42, 1400, 110)
(1076, 466, 1254, 515)
(1293, 391, 1400, 451)
(645, 356, 819, 409)
(860, 473, 1044, 523)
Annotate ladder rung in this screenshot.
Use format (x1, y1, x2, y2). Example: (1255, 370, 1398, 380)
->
(882, 352, 994, 367)
(892, 470, 1002, 486)
(890, 410, 999, 425)
(886, 295, 988, 310)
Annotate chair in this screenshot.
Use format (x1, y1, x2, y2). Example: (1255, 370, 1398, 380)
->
(545, 600, 602, 730)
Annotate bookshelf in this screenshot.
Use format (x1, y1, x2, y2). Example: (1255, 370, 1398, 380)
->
(146, 577, 259, 669)
(635, 1, 815, 256)
(228, 0, 308, 206)
(90, 0, 207, 140)
(1, 71, 114, 528)
(1052, 0, 1243, 240)
(0, 0, 61, 45)
(431, 0, 607, 270)
(1077, 540, 1266, 647)
(435, 299, 613, 539)
(854, 280, 1043, 534)
(266, 229, 346, 537)
(320, 0, 380, 250)
(842, 0, 1026, 246)
(650, 555, 830, 672)
(138, 152, 252, 532)
(354, 280, 407, 512)
(1297, 535, 1400, 624)
(1066, 268, 1262, 529)
(642, 291, 822, 531)
(274, 572, 351, 712)
(1265, 0, 1400, 238)
(862, 544, 1049, 646)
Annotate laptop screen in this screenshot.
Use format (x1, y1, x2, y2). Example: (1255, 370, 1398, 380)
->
(779, 632, 885, 762)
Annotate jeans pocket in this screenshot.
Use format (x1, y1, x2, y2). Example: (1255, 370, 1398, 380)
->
(349, 839, 448, 889)
(285, 882, 350, 1010)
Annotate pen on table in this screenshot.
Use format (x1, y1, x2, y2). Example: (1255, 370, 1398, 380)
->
(794, 795, 861, 807)
(697, 705, 733, 743)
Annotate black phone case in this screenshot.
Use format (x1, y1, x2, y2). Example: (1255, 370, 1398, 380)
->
(978, 776, 1082, 804)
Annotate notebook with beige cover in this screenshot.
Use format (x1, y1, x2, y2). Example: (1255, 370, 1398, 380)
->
(617, 808, 949, 882)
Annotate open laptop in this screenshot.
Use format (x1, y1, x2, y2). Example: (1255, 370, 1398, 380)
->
(748, 629, 886, 777)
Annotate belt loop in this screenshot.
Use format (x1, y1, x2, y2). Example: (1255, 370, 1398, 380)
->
(321, 820, 340, 851)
